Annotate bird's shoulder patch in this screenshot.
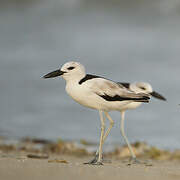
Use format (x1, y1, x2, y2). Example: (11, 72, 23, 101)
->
(117, 82, 130, 89)
(79, 74, 104, 84)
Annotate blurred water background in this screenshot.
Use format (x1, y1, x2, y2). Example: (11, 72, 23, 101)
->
(1, 0, 180, 150)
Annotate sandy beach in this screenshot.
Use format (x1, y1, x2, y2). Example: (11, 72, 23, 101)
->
(1, 138, 180, 180)
(1, 154, 180, 180)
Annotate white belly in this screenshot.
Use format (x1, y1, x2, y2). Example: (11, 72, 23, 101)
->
(65, 83, 130, 111)
(121, 102, 142, 111)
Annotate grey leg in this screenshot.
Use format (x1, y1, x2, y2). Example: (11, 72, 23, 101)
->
(120, 111, 136, 159)
(85, 111, 114, 164)
(84, 110, 105, 165)
(120, 111, 152, 166)
(103, 112, 114, 142)
(96, 110, 105, 165)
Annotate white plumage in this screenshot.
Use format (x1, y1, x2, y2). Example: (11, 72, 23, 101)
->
(43, 61, 153, 165)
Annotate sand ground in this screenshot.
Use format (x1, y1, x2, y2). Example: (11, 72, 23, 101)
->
(1, 154, 180, 180)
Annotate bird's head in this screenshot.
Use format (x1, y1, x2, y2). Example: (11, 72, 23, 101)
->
(43, 61, 86, 81)
(130, 82, 166, 101)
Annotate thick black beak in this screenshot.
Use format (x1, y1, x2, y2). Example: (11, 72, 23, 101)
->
(150, 91, 166, 101)
(43, 69, 65, 79)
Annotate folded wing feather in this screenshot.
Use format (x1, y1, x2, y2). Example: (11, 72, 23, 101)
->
(88, 78, 150, 102)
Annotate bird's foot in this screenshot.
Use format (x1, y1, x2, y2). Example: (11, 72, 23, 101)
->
(84, 158, 103, 165)
(84, 157, 98, 165)
(84, 153, 99, 165)
(84, 154, 104, 165)
(92, 161, 103, 165)
(127, 157, 153, 166)
(84, 154, 112, 165)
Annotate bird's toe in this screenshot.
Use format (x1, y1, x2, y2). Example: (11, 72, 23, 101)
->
(127, 157, 153, 166)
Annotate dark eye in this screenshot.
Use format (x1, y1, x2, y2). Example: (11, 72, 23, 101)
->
(67, 66, 75, 70)
(140, 87, 146, 90)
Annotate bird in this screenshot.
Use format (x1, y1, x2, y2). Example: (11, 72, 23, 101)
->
(89, 82, 166, 165)
(43, 61, 150, 165)
(115, 82, 166, 164)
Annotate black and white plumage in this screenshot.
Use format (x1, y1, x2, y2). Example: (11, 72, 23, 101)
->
(43, 61, 151, 165)
(119, 82, 166, 101)
(114, 81, 166, 164)
(87, 82, 166, 165)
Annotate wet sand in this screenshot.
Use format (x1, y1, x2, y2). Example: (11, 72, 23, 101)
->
(1, 154, 180, 180)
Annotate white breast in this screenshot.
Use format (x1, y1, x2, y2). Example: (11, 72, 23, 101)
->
(65, 81, 131, 111)
(65, 81, 102, 110)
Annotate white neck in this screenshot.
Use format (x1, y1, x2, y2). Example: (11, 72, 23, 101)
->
(62, 72, 86, 84)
